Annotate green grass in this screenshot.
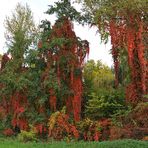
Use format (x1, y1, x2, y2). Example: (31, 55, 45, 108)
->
(0, 139, 147, 148)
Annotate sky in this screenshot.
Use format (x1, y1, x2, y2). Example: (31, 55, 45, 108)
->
(0, 0, 113, 67)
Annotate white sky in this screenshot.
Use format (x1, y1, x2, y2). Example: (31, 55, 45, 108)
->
(0, 0, 113, 67)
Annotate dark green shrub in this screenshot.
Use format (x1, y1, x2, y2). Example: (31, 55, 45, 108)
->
(85, 90, 126, 119)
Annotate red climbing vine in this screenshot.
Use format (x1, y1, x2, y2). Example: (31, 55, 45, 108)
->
(39, 17, 89, 122)
(106, 14, 147, 104)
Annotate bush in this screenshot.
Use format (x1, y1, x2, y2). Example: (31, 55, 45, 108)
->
(85, 90, 125, 119)
(47, 109, 79, 141)
(77, 118, 101, 141)
(77, 118, 111, 141)
(17, 125, 37, 142)
(3, 128, 14, 136)
(110, 102, 148, 140)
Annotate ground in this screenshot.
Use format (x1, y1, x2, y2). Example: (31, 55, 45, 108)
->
(0, 139, 148, 148)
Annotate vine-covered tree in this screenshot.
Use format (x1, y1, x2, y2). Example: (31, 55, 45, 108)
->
(0, 3, 37, 133)
(0, 0, 89, 136)
(78, 0, 148, 105)
(38, 0, 89, 122)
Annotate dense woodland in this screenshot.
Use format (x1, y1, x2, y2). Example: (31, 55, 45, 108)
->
(0, 0, 148, 142)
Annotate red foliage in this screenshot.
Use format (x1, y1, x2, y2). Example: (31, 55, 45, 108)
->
(48, 112, 79, 140)
(35, 124, 47, 134)
(109, 20, 124, 88)
(1, 53, 10, 70)
(94, 131, 100, 141)
(0, 106, 6, 119)
(110, 103, 148, 140)
(1, 54, 10, 69)
(125, 15, 146, 104)
(3, 128, 14, 136)
(72, 77, 83, 122)
(143, 136, 148, 141)
(11, 118, 28, 130)
(78, 119, 102, 141)
(136, 20, 147, 94)
(0, 17, 88, 138)
(99, 119, 111, 141)
(9, 92, 28, 130)
(109, 15, 147, 104)
(38, 40, 42, 49)
(99, 118, 111, 127)
(49, 89, 57, 111)
(42, 17, 89, 122)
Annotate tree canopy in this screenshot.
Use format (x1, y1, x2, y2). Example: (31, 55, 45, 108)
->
(4, 3, 37, 62)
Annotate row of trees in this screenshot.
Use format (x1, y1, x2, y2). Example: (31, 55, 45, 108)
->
(0, 0, 147, 141)
(0, 0, 90, 134)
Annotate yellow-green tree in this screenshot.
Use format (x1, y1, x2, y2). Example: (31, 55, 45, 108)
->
(4, 3, 37, 69)
(83, 60, 114, 95)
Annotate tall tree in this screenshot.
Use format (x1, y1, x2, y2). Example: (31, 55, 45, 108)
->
(4, 2, 37, 68)
(0, 3, 37, 132)
(78, 0, 148, 105)
(38, 0, 89, 121)
(83, 60, 114, 95)
(0, 54, 2, 70)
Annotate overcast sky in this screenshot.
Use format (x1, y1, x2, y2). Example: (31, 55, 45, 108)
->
(0, 0, 113, 67)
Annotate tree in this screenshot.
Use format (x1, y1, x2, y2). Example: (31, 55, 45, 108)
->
(78, 0, 148, 105)
(37, 0, 89, 122)
(83, 60, 114, 95)
(0, 3, 38, 133)
(4, 2, 37, 68)
(83, 60, 126, 119)
(0, 54, 2, 69)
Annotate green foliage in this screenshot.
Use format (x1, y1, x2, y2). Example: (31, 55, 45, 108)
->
(83, 60, 128, 120)
(46, 0, 88, 24)
(17, 125, 37, 142)
(117, 48, 130, 86)
(77, 118, 101, 137)
(83, 60, 121, 119)
(2, 5, 39, 106)
(111, 106, 132, 127)
(0, 115, 12, 132)
(110, 102, 148, 140)
(0, 70, 31, 96)
(78, 0, 147, 42)
(0, 3, 38, 100)
(84, 60, 114, 95)
(111, 102, 148, 131)
(85, 90, 126, 119)
(79, 0, 147, 23)
(133, 102, 148, 113)
(4, 3, 37, 62)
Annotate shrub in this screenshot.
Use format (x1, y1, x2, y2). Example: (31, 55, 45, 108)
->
(110, 102, 148, 140)
(17, 125, 37, 142)
(132, 102, 148, 127)
(47, 109, 79, 141)
(77, 118, 102, 141)
(85, 90, 125, 119)
(3, 128, 14, 136)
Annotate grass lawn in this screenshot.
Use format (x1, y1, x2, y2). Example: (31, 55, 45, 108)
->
(0, 139, 148, 148)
